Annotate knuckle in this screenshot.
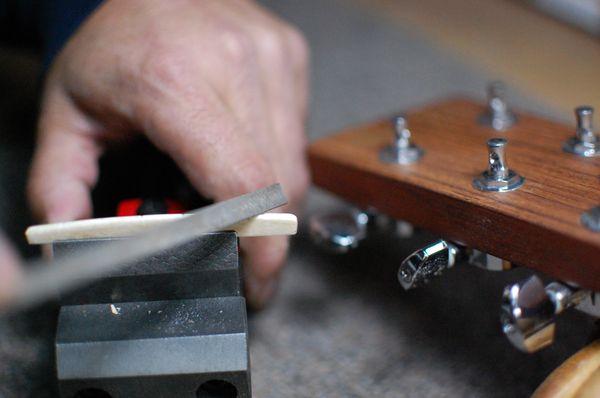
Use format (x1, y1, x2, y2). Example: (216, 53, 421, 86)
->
(242, 155, 276, 190)
(219, 28, 256, 65)
(284, 27, 310, 67)
(139, 45, 188, 94)
(255, 28, 287, 61)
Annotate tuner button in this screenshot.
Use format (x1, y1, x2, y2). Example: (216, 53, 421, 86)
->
(379, 116, 424, 165)
(563, 106, 600, 157)
(500, 276, 587, 353)
(309, 210, 368, 254)
(473, 138, 524, 192)
(478, 81, 517, 131)
(582, 206, 600, 232)
(501, 275, 556, 353)
(397, 240, 459, 290)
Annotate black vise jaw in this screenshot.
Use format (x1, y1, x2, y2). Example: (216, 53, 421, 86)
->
(53, 232, 250, 398)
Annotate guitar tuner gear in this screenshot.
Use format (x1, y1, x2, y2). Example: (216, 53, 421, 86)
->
(501, 276, 589, 353)
(582, 206, 600, 232)
(563, 106, 600, 157)
(397, 240, 459, 290)
(473, 138, 524, 192)
(478, 81, 517, 131)
(379, 116, 424, 165)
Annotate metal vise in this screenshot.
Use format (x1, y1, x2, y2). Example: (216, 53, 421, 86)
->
(53, 232, 250, 398)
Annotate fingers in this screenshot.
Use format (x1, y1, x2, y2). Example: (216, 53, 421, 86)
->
(186, 2, 309, 307)
(136, 74, 286, 307)
(241, 235, 289, 308)
(231, 1, 311, 211)
(28, 83, 102, 222)
(0, 232, 22, 309)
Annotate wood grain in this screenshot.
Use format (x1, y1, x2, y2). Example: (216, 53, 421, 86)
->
(309, 98, 600, 290)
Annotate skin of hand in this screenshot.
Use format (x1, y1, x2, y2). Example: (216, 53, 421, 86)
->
(27, 0, 310, 308)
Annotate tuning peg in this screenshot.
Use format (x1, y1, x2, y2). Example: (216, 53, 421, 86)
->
(397, 240, 460, 290)
(501, 276, 589, 353)
(309, 209, 369, 253)
(563, 106, 600, 157)
(379, 116, 424, 165)
(479, 81, 517, 131)
(473, 138, 524, 192)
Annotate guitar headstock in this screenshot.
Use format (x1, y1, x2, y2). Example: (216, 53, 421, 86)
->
(308, 83, 600, 352)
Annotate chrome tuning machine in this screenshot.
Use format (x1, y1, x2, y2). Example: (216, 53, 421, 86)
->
(563, 106, 600, 157)
(501, 275, 589, 353)
(397, 240, 460, 290)
(397, 240, 511, 290)
(478, 81, 517, 131)
(309, 209, 370, 254)
(309, 208, 415, 253)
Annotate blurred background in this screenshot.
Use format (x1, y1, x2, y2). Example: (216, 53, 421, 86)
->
(1, 0, 599, 396)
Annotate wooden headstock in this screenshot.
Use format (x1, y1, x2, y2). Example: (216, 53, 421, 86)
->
(308, 97, 600, 291)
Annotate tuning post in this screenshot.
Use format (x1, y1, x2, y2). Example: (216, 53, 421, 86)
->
(501, 276, 589, 353)
(563, 106, 600, 157)
(379, 116, 424, 165)
(473, 138, 524, 192)
(479, 81, 517, 131)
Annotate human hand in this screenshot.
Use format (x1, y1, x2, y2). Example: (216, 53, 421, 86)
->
(28, 0, 310, 308)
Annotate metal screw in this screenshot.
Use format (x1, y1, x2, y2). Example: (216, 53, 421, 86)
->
(479, 81, 517, 131)
(563, 106, 600, 157)
(473, 138, 524, 192)
(379, 116, 424, 164)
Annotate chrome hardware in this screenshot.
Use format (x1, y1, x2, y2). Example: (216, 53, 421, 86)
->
(395, 220, 414, 239)
(573, 292, 600, 318)
(468, 249, 511, 271)
(379, 116, 424, 165)
(582, 206, 600, 232)
(473, 138, 525, 192)
(563, 106, 600, 157)
(309, 210, 369, 253)
(501, 276, 588, 353)
(478, 81, 517, 131)
(397, 240, 459, 290)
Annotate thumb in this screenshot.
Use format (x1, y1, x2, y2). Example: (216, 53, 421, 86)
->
(28, 85, 102, 223)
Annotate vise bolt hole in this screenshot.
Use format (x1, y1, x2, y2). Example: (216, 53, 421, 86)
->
(73, 388, 112, 398)
(197, 380, 238, 398)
